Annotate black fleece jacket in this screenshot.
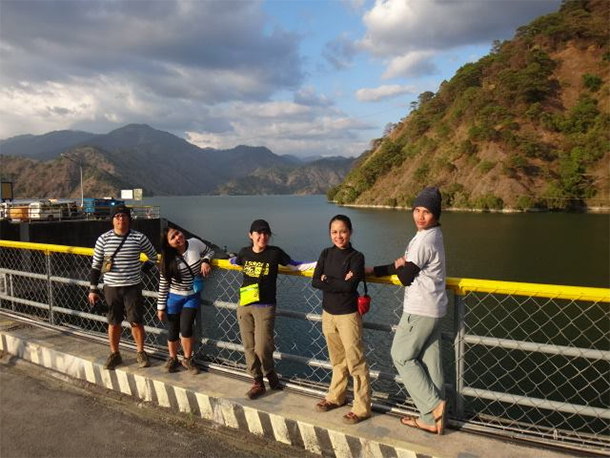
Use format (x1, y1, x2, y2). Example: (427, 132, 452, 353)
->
(311, 244, 364, 315)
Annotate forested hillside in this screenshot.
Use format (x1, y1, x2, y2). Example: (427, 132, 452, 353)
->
(329, 0, 609, 211)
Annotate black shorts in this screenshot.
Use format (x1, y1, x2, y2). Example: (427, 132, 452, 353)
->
(103, 283, 144, 325)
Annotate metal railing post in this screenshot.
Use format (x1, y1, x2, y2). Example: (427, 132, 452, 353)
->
(46, 251, 54, 325)
(10, 274, 15, 312)
(454, 293, 466, 420)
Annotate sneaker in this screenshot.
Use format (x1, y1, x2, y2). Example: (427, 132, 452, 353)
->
(182, 357, 199, 375)
(136, 351, 150, 368)
(267, 371, 282, 390)
(246, 379, 266, 400)
(164, 356, 180, 373)
(103, 352, 122, 370)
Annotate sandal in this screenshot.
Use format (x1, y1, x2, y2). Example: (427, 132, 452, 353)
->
(343, 411, 367, 425)
(315, 399, 345, 412)
(432, 400, 446, 435)
(400, 415, 438, 434)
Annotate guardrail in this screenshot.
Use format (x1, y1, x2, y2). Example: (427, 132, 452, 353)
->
(0, 240, 608, 454)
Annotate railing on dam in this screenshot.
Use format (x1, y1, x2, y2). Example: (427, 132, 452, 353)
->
(0, 240, 608, 454)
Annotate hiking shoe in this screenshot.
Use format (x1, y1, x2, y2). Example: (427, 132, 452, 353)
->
(103, 352, 122, 370)
(343, 412, 368, 425)
(182, 357, 199, 375)
(164, 356, 180, 373)
(315, 399, 345, 412)
(136, 351, 150, 368)
(246, 379, 266, 400)
(267, 371, 282, 390)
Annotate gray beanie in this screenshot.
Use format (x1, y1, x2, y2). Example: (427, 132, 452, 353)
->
(413, 186, 442, 220)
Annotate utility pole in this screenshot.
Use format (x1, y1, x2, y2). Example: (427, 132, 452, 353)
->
(61, 153, 84, 208)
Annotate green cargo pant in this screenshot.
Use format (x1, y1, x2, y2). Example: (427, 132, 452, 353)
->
(391, 313, 444, 426)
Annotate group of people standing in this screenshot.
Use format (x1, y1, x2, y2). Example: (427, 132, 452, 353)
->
(88, 186, 448, 435)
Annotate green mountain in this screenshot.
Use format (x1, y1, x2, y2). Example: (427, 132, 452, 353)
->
(216, 157, 354, 195)
(0, 124, 352, 197)
(329, 0, 609, 211)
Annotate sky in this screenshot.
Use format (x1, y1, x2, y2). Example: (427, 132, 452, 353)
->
(0, 0, 562, 158)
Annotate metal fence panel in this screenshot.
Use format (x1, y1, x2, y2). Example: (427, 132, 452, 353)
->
(0, 240, 608, 453)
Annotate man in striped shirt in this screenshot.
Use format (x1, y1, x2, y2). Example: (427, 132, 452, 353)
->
(88, 205, 157, 370)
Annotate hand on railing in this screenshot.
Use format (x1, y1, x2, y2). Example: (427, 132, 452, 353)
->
(201, 262, 211, 277)
(394, 256, 406, 269)
(87, 291, 100, 305)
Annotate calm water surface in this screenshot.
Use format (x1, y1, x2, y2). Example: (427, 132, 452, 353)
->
(142, 195, 609, 288)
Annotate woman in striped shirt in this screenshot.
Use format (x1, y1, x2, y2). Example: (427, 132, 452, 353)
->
(157, 227, 215, 374)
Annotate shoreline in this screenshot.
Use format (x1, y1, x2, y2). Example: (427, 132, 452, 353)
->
(331, 201, 610, 214)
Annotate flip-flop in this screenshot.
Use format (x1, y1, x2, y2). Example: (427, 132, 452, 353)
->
(400, 415, 438, 434)
(433, 400, 446, 436)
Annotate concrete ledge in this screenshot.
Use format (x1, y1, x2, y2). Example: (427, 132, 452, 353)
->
(0, 317, 573, 458)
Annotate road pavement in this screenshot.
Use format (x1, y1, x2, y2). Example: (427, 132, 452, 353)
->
(0, 354, 317, 458)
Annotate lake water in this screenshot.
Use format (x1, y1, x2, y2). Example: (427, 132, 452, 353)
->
(142, 194, 609, 288)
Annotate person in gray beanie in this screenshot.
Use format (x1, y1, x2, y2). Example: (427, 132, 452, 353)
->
(366, 185, 448, 434)
(412, 186, 441, 221)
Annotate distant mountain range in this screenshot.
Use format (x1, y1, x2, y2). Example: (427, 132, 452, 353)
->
(0, 124, 354, 198)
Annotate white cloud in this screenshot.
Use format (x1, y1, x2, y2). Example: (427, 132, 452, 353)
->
(356, 84, 416, 102)
(382, 50, 439, 79)
(323, 33, 359, 71)
(359, 0, 561, 76)
(183, 99, 373, 157)
(0, 0, 304, 129)
(294, 87, 334, 107)
(0, 75, 232, 138)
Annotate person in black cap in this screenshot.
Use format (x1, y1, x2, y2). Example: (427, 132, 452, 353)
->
(231, 219, 313, 399)
(366, 186, 448, 434)
(88, 204, 157, 370)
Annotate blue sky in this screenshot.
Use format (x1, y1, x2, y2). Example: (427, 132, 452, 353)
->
(0, 0, 561, 158)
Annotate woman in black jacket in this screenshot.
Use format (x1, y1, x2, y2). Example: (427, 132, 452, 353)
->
(311, 214, 371, 424)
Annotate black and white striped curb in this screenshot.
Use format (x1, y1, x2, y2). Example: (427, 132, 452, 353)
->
(1, 332, 432, 458)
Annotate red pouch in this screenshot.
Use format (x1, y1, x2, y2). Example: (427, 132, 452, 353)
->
(358, 294, 371, 315)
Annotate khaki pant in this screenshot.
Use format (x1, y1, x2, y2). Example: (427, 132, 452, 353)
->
(322, 310, 371, 418)
(237, 305, 276, 379)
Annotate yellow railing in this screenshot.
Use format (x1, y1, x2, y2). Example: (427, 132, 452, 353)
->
(0, 240, 157, 262)
(3, 240, 609, 302)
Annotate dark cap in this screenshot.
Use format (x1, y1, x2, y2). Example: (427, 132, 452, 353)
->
(413, 186, 442, 220)
(111, 204, 131, 219)
(249, 219, 271, 233)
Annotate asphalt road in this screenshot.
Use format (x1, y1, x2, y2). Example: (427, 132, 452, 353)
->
(0, 354, 317, 458)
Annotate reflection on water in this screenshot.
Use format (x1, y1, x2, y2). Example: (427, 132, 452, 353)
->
(144, 194, 609, 287)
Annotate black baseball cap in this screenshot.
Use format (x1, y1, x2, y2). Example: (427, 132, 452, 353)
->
(249, 219, 271, 234)
(111, 204, 131, 219)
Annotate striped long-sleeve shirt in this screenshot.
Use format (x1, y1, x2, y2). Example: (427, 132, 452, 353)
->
(90, 229, 157, 288)
(157, 238, 215, 311)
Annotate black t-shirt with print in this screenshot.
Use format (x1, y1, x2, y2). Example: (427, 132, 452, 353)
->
(235, 245, 292, 305)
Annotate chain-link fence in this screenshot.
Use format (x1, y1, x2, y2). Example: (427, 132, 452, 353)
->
(0, 240, 608, 454)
